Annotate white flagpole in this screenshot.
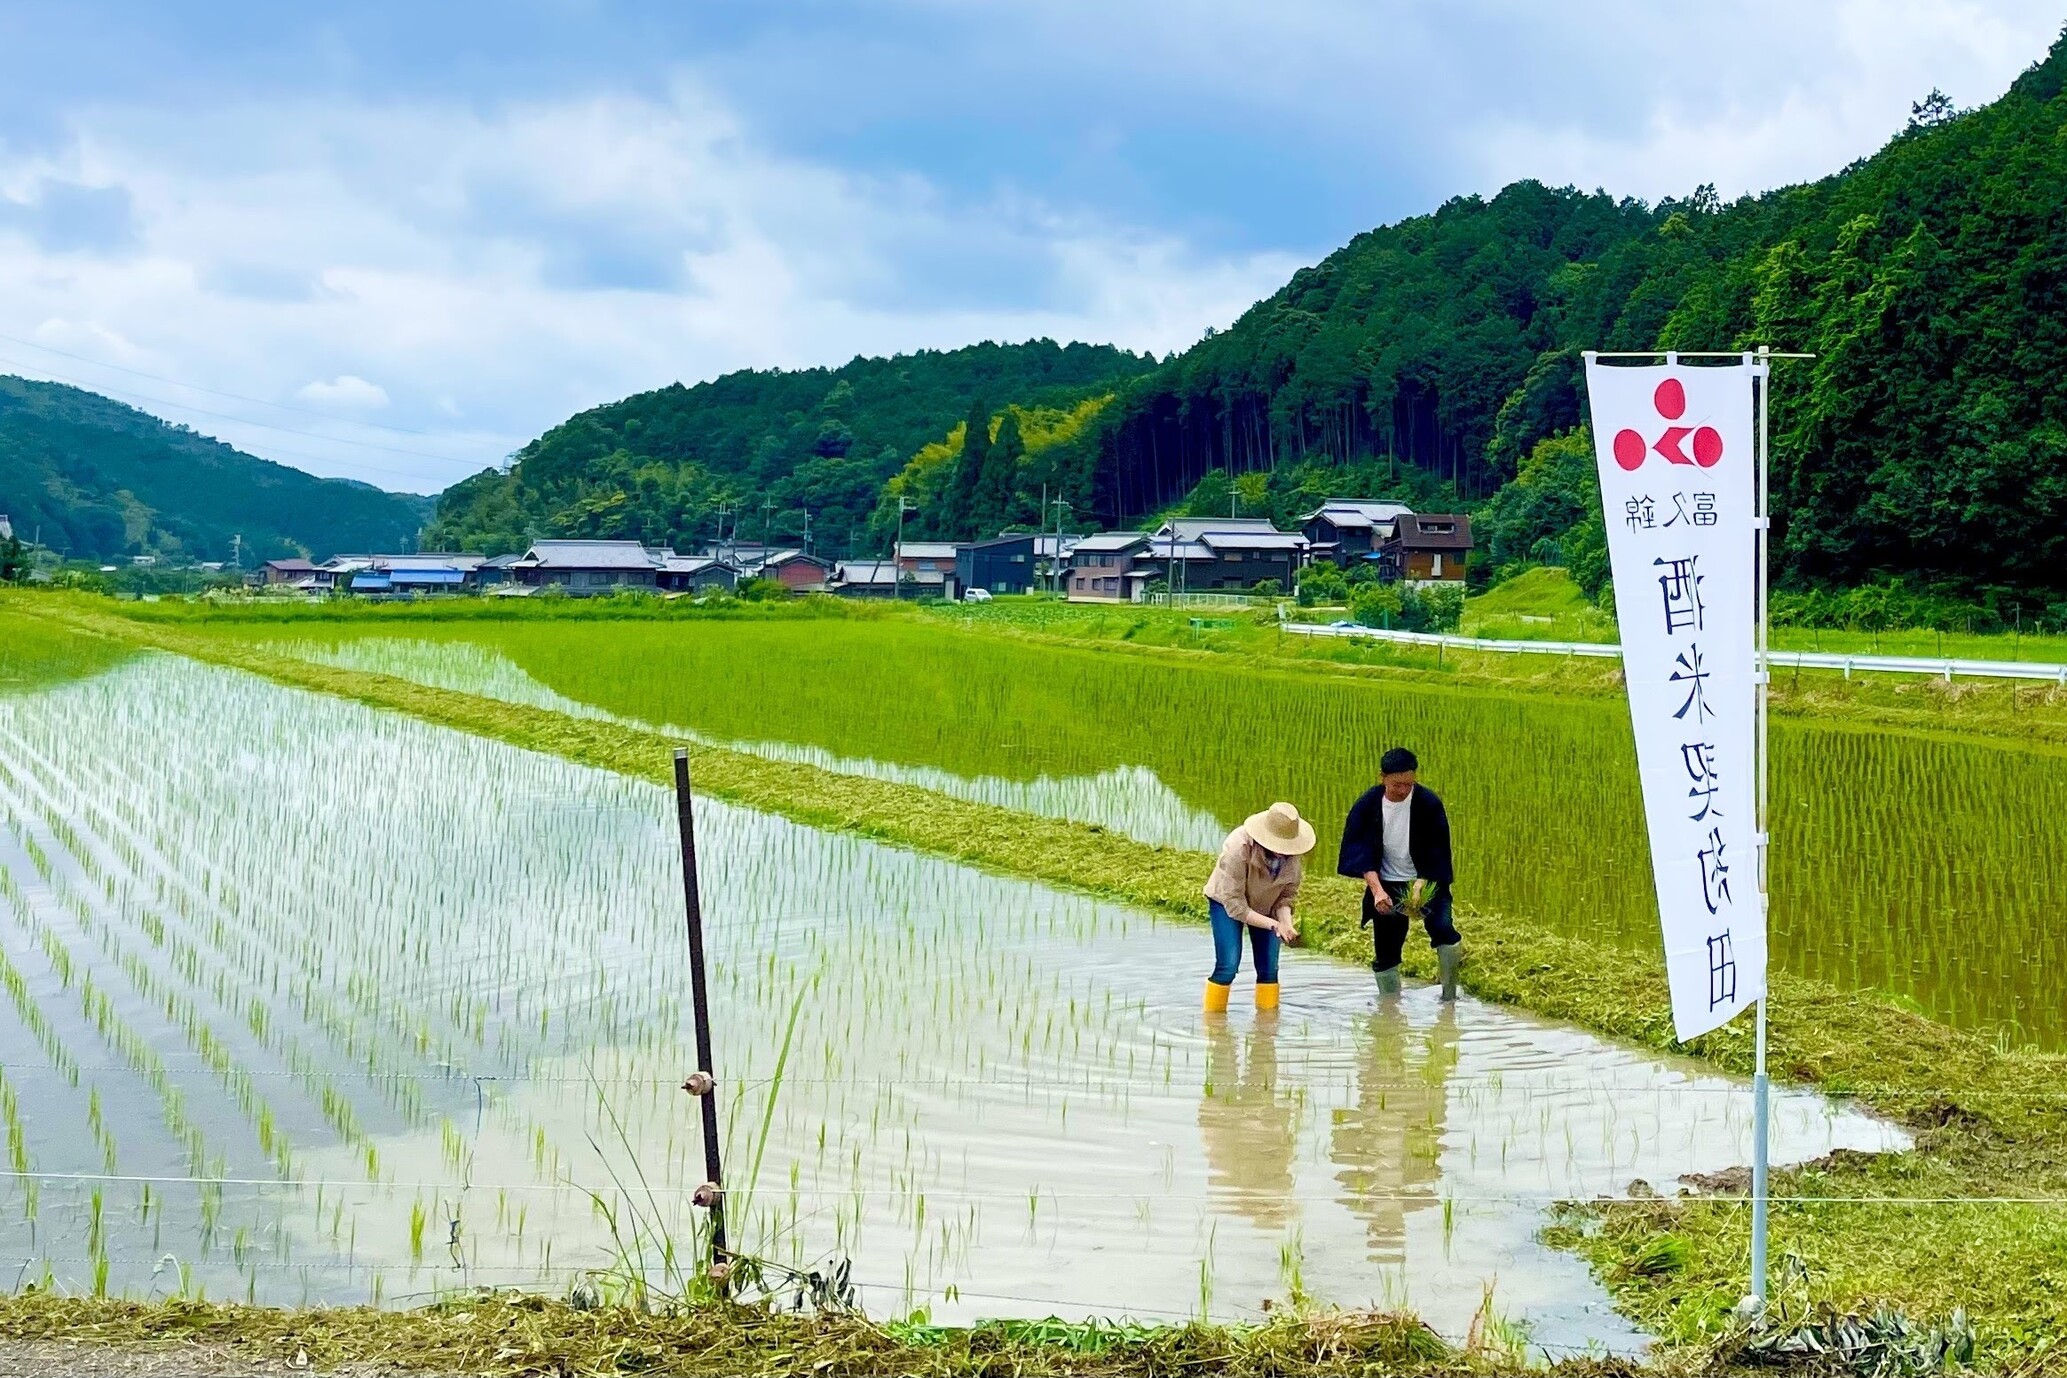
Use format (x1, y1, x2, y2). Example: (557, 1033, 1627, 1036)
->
(1749, 344, 1772, 1311)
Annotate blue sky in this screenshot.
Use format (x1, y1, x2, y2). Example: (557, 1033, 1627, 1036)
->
(0, 1, 2059, 493)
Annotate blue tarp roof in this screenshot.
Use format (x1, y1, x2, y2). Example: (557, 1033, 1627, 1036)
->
(389, 568, 465, 585)
(350, 574, 393, 590)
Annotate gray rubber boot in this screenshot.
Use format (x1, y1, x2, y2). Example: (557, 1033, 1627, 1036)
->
(1436, 943, 1462, 1002)
(1374, 966, 1402, 997)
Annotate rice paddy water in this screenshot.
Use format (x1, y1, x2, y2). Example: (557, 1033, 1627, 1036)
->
(239, 619, 2067, 1049)
(0, 645, 1902, 1353)
(274, 637, 1227, 851)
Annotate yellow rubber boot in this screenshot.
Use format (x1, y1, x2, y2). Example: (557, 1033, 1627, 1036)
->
(1255, 981, 1280, 1011)
(1204, 980, 1231, 1013)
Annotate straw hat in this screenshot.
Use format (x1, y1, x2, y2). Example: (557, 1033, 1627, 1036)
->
(1243, 802, 1317, 856)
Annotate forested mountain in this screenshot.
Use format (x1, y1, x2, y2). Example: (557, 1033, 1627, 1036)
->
(0, 376, 432, 565)
(426, 341, 1154, 557)
(442, 29, 2067, 596)
(1096, 31, 2067, 598)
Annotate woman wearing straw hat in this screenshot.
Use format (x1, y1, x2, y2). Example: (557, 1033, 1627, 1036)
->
(1202, 802, 1316, 1012)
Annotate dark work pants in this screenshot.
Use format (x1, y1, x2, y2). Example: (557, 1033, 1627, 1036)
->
(1364, 879, 1461, 973)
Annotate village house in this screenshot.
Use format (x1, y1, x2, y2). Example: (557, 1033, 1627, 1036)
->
(1064, 532, 1152, 603)
(657, 555, 737, 594)
(1030, 533, 1081, 591)
(262, 557, 319, 587)
(477, 552, 524, 587)
(1382, 513, 1474, 584)
(382, 554, 486, 594)
(736, 548, 834, 593)
(891, 541, 959, 596)
(829, 560, 902, 599)
(508, 540, 663, 593)
(1139, 517, 1308, 593)
(1298, 499, 1415, 567)
(957, 534, 1036, 596)
(314, 552, 487, 596)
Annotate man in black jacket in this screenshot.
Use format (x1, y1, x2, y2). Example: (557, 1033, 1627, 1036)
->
(1337, 747, 1462, 1000)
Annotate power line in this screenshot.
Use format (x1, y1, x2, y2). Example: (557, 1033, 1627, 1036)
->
(0, 355, 496, 469)
(0, 331, 487, 441)
(0, 1060, 2007, 1097)
(4, 1171, 2059, 1207)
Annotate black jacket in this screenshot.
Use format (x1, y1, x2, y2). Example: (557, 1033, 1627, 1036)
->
(1337, 783, 1455, 889)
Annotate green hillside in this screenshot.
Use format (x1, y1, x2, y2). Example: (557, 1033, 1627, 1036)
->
(426, 340, 1155, 557)
(1094, 31, 2067, 600)
(0, 376, 433, 565)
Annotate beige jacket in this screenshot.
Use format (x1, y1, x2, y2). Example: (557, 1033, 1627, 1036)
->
(1203, 827, 1303, 925)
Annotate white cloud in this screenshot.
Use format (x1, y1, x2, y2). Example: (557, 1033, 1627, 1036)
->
(1456, 1, 2063, 202)
(843, 1, 2060, 207)
(0, 83, 1289, 493)
(295, 374, 388, 409)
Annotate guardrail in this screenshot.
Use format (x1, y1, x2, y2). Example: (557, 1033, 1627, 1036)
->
(1280, 620, 2067, 683)
(1145, 592, 1269, 610)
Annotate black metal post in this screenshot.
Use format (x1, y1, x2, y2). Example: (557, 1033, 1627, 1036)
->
(673, 748, 726, 1257)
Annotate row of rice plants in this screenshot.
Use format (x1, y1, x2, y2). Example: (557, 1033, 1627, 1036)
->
(237, 618, 2067, 1049)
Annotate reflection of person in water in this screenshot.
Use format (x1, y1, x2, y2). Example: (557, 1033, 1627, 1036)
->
(1197, 1013, 1301, 1232)
(1328, 1005, 1460, 1264)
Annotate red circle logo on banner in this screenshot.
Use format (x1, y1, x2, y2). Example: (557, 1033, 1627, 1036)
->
(1654, 378, 1686, 420)
(1613, 429, 1646, 470)
(1693, 426, 1724, 468)
(1608, 373, 1725, 469)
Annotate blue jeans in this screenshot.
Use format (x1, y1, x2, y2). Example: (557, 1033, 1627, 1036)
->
(1208, 900, 1281, 985)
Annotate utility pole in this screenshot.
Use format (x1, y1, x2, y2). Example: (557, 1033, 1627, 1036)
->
(801, 509, 813, 559)
(894, 496, 916, 600)
(760, 499, 776, 551)
(231, 533, 242, 570)
(1048, 496, 1071, 595)
(714, 500, 734, 551)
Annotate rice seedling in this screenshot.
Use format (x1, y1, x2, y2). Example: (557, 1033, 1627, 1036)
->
(231, 615, 2067, 1050)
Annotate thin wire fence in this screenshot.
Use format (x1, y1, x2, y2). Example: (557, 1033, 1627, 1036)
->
(1, 1167, 2062, 1208)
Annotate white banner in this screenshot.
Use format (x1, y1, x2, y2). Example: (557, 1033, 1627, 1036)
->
(1584, 357, 1765, 1042)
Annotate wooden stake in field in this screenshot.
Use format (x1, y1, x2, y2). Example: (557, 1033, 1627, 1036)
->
(673, 748, 728, 1260)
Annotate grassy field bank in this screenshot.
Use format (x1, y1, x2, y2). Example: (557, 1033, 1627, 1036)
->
(0, 1293, 1527, 1378)
(1458, 568, 2067, 661)
(103, 587, 2067, 749)
(15, 596, 2067, 1371)
(920, 595, 2067, 748)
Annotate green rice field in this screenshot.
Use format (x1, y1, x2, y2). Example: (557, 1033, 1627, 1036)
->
(223, 617, 2067, 1052)
(0, 630, 1904, 1354)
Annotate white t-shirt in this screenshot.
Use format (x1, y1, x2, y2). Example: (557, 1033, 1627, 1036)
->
(1379, 794, 1415, 882)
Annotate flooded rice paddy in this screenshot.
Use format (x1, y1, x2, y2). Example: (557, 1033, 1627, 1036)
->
(246, 619, 2067, 1050)
(0, 650, 1902, 1352)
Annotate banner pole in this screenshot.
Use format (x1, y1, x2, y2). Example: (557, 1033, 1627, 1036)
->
(1749, 345, 1772, 1311)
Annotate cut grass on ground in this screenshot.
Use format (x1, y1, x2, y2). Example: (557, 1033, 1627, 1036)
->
(23, 597, 2067, 1373)
(0, 1295, 1504, 1378)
